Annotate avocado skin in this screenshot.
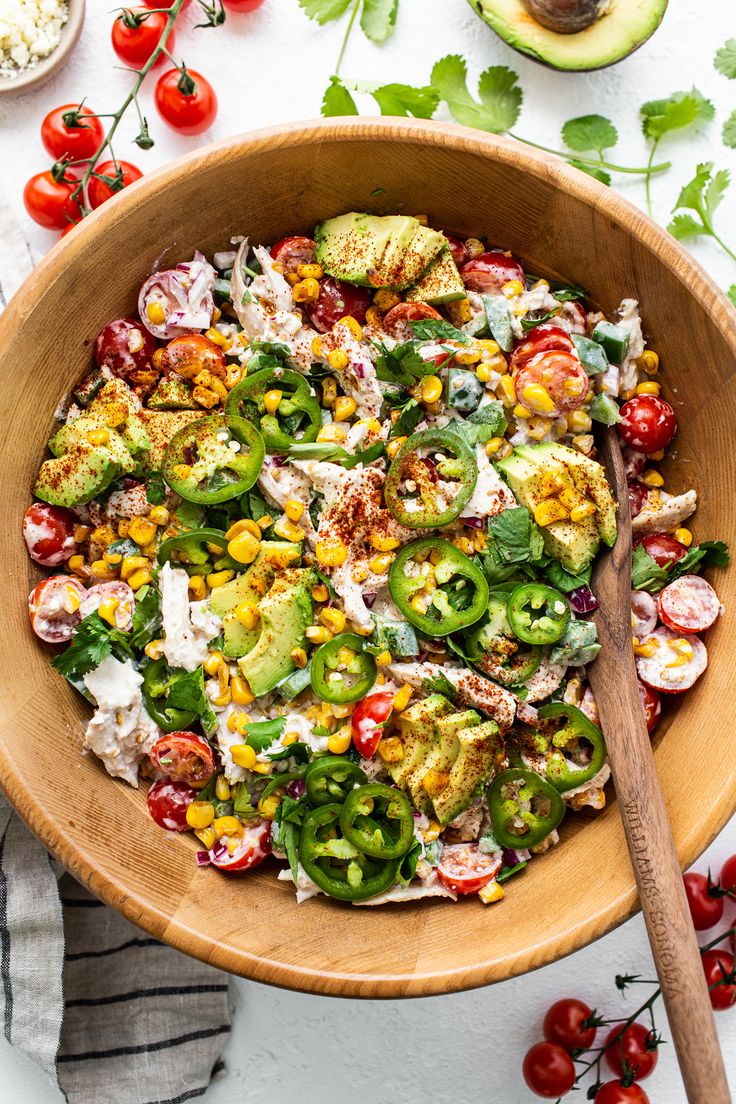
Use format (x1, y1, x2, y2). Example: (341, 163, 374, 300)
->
(238, 567, 316, 697)
(469, 0, 668, 72)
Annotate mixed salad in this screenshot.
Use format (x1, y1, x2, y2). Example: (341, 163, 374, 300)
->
(23, 213, 728, 905)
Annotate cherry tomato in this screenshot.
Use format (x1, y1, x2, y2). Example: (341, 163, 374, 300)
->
(160, 333, 226, 380)
(23, 172, 82, 230)
(149, 731, 216, 787)
(155, 68, 218, 135)
(461, 250, 524, 294)
(638, 680, 661, 734)
(28, 576, 86, 644)
(270, 235, 317, 273)
(683, 872, 724, 930)
(23, 503, 76, 566)
(79, 581, 135, 630)
(631, 590, 657, 639)
(306, 277, 371, 332)
(510, 324, 574, 373)
(543, 998, 597, 1052)
(88, 160, 143, 209)
(208, 818, 271, 871)
(604, 1022, 658, 1080)
(658, 575, 721, 636)
(436, 844, 501, 895)
(444, 234, 469, 268)
(222, 0, 266, 10)
(94, 317, 158, 381)
(702, 949, 736, 1011)
(111, 9, 174, 69)
(719, 855, 736, 894)
(351, 692, 394, 758)
(381, 301, 442, 342)
(522, 1042, 576, 1098)
(41, 103, 104, 163)
(515, 350, 589, 415)
(635, 625, 707, 694)
(595, 1083, 649, 1104)
(618, 395, 677, 454)
(637, 532, 687, 569)
(141, 0, 191, 6)
(627, 481, 650, 518)
(147, 779, 196, 832)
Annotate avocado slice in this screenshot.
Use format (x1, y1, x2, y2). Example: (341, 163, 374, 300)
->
(517, 442, 617, 546)
(315, 213, 446, 290)
(387, 695, 454, 788)
(405, 247, 466, 306)
(34, 445, 123, 507)
(237, 567, 315, 697)
(85, 380, 152, 458)
(469, 0, 667, 72)
(209, 542, 297, 658)
(147, 377, 198, 410)
(432, 719, 503, 826)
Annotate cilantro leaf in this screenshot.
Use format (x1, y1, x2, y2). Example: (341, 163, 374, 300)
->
(339, 440, 386, 469)
(408, 318, 469, 343)
(715, 39, 736, 79)
(360, 0, 398, 43)
(388, 397, 424, 439)
(431, 55, 522, 134)
(243, 717, 286, 753)
(640, 88, 715, 140)
(668, 540, 729, 581)
(667, 162, 732, 246)
(543, 561, 592, 594)
(321, 76, 358, 117)
(667, 213, 707, 240)
(166, 668, 217, 734)
(728, 285, 736, 308)
(461, 401, 507, 445)
(568, 161, 611, 187)
(723, 109, 736, 149)
(631, 545, 669, 592)
(487, 506, 544, 566)
(373, 339, 434, 387)
(146, 471, 166, 505)
(562, 114, 618, 154)
(51, 613, 117, 679)
(299, 0, 351, 24)
(130, 585, 162, 651)
(371, 83, 438, 118)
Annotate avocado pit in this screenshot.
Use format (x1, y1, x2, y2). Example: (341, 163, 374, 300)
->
(521, 0, 604, 33)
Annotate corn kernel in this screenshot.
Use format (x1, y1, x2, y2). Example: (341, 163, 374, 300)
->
(377, 737, 404, 763)
(410, 594, 428, 615)
(478, 881, 505, 905)
(446, 297, 472, 325)
(205, 327, 230, 349)
(316, 423, 347, 444)
(636, 381, 661, 396)
(502, 279, 524, 298)
(227, 531, 261, 564)
(97, 597, 120, 627)
(336, 645, 357, 667)
(496, 375, 516, 406)
(452, 536, 475, 555)
(263, 389, 283, 416)
(263, 544, 299, 569)
(86, 427, 110, 447)
(250, 761, 272, 776)
(204, 651, 225, 677)
(290, 647, 308, 669)
(320, 607, 347, 633)
(368, 552, 395, 575)
(315, 539, 348, 567)
(67, 554, 87, 577)
(520, 382, 555, 415)
(148, 505, 170, 526)
(127, 568, 152, 591)
(296, 263, 324, 279)
(188, 575, 207, 601)
(374, 288, 401, 312)
(230, 743, 257, 769)
(195, 827, 217, 850)
(534, 499, 570, 527)
(224, 519, 259, 542)
(351, 563, 369, 584)
(258, 795, 281, 819)
(311, 337, 324, 358)
(527, 416, 553, 441)
(225, 365, 243, 390)
(641, 469, 664, 487)
(370, 534, 400, 552)
(327, 727, 352, 755)
(214, 816, 243, 839)
(284, 499, 305, 522)
(454, 346, 482, 366)
(306, 625, 332, 644)
(144, 638, 165, 661)
(570, 501, 597, 523)
(335, 315, 362, 341)
(673, 527, 693, 547)
(320, 377, 337, 407)
(215, 775, 231, 802)
(206, 569, 235, 588)
(333, 395, 357, 421)
(328, 349, 349, 372)
(572, 433, 595, 456)
(375, 650, 392, 666)
(234, 602, 260, 630)
(171, 463, 192, 481)
(293, 278, 320, 302)
(633, 638, 659, 658)
(420, 375, 443, 404)
(364, 306, 383, 328)
(273, 515, 304, 543)
(186, 801, 215, 829)
(193, 386, 220, 409)
(484, 437, 509, 458)
(230, 676, 254, 706)
(386, 437, 406, 459)
(128, 517, 157, 547)
(393, 685, 412, 712)
(146, 301, 166, 325)
(422, 768, 450, 797)
(311, 583, 329, 603)
(637, 349, 660, 375)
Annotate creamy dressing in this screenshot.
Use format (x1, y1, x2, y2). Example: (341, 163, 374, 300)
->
(159, 563, 221, 673)
(83, 656, 160, 786)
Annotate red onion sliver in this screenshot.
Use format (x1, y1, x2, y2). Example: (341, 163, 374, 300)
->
(568, 586, 599, 614)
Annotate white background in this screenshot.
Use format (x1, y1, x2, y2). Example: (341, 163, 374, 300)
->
(1, 0, 735, 1100)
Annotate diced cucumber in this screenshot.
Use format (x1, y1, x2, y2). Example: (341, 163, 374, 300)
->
(214, 278, 233, 304)
(572, 334, 608, 376)
(73, 370, 106, 408)
(276, 662, 312, 701)
(370, 615, 419, 657)
(464, 312, 490, 339)
(446, 368, 484, 413)
(482, 294, 514, 352)
(592, 321, 630, 366)
(589, 393, 621, 425)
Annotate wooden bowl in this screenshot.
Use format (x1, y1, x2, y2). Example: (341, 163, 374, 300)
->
(1, 119, 734, 997)
(0, 0, 85, 95)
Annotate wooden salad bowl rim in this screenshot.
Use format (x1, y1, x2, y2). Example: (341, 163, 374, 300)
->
(1, 118, 734, 997)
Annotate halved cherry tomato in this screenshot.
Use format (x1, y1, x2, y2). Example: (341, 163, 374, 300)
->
(155, 68, 218, 135)
(23, 503, 76, 566)
(94, 317, 158, 381)
(270, 235, 317, 273)
(79, 581, 135, 630)
(510, 324, 574, 373)
(618, 395, 677, 454)
(29, 576, 86, 643)
(147, 779, 196, 832)
(631, 590, 657, 639)
(436, 844, 501, 895)
(160, 333, 226, 380)
(635, 625, 707, 693)
(637, 532, 687, 568)
(306, 277, 371, 332)
(543, 998, 597, 1052)
(702, 949, 736, 1010)
(522, 1041, 576, 1098)
(604, 1022, 658, 1080)
(658, 575, 721, 635)
(381, 302, 442, 342)
(595, 1083, 649, 1104)
(111, 9, 174, 69)
(88, 160, 143, 209)
(515, 350, 589, 415)
(683, 872, 724, 930)
(208, 818, 272, 871)
(222, 0, 266, 9)
(149, 731, 216, 787)
(638, 680, 661, 734)
(351, 691, 394, 758)
(444, 234, 469, 268)
(41, 104, 104, 163)
(24, 172, 82, 230)
(627, 481, 650, 518)
(461, 250, 524, 294)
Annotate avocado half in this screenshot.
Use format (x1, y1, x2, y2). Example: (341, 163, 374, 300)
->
(469, 0, 668, 72)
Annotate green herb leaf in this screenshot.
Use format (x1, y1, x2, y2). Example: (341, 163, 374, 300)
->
(723, 110, 736, 149)
(487, 506, 545, 566)
(299, 0, 351, 23)
(714, 39, 736, 79)
(543, 561, 592, 594)
(640, 88, 715, 140)
(243, 717, 287, 753)
(339, 440, 386, 469)
(477, 65, 523, 133)
(146, 471, 166, 505)
(551, 285, 586, 303)
(130, 585, 162, 650)
(431, 55, 522, 134)
(409, 318, 470, 343)
(631, 544, 669, 592)
(497, 861, 527, 884)
(421, 673, 457, 701)
(388, 398, 424, 439)
(568, 161, 611, 187)
(728, 285, 736, 307)
(562, 114, 618, 153)
(286, 441, 350, 461)
(667, 213, 706, 240)
(668, 162, 731, 246)
(668, 539, 730, 581)
(360, 0, 398, 43)
(233, 782, 257, 817)
(520, 309, 558, 333)
(371, 83, 438, 119)
(51, 612, 123, 679)
(166, 667, 217, 733)
(461, 401, 507, 445)
(374, 339, 435, 387)
(321, 76, 358, 117)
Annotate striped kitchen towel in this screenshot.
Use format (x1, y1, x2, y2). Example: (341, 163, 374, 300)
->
(0, 194, 231, 1103)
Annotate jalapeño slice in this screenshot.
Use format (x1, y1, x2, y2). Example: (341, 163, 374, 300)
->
(384, 428, 477, 529)
(389, 537, 488, 637)
(225, 367, 322, 452)
(487, 767, 565, 850)
(163, 414, 264, 504)
(141, 658, 198, 733)
(304, 757, 367, 807)
(537, 701, 607, 793)
(507, 583, 570, 646)
(310, 633, 377, 704)
(299, 803, 398, 902)
(339, 783, 415, 861)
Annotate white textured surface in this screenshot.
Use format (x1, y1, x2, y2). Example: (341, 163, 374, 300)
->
(0, 0, 735, 1100)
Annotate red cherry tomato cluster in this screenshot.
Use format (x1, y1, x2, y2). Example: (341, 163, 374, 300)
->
(681, 855, 736, 1011)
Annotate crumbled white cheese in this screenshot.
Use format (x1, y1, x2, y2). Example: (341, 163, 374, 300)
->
(0, 0, 68, 76)
(83, 656, 159, 786)
(159, 562, 221, 673)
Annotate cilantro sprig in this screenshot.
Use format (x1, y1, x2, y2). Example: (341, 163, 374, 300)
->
(640, 88, 715, 214)
(667, 163, 736, 265)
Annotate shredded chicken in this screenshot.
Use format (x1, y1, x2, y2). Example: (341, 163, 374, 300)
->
(631, 489, 697, 538)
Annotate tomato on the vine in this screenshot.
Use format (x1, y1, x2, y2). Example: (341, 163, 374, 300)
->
(603, 1022, 658, 1080)
(683, 872, 724, 930)
(702, 949, 736, 1011)
(88, 160, 143, 209)
(155, 68, 218, 135)
(111, 8, 174, 68)
(543, 998, 597, 1052)
(222, 0, 266, 8)
(41, 104, 104, 163)
(24, 172, 82, 230)
(522, 1042, 576, 1098)
(595, 1083, 649, 1104)
(719, 855, 736, 894)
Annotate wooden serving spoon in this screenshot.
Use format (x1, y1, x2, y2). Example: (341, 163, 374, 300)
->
(588, 427, 731, 1103)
